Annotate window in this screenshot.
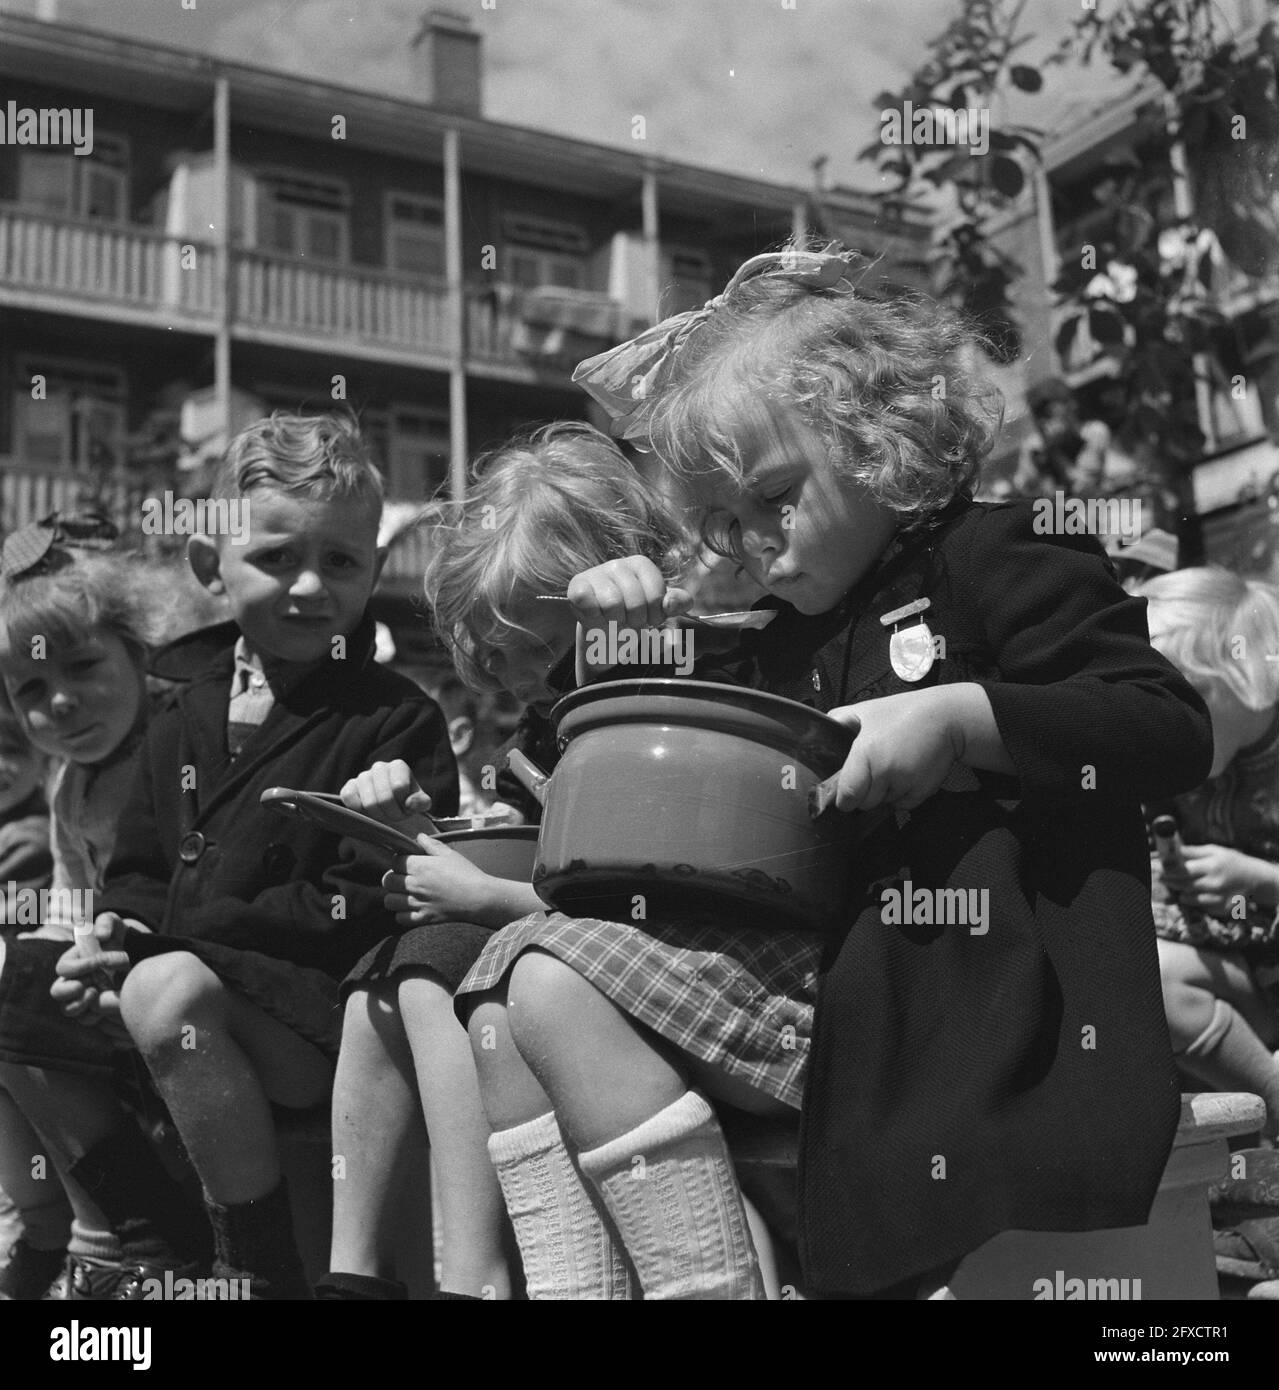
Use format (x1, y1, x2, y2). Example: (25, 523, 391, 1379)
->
(386, 193, 445, 277)
(13, 359, 126, 473)
(501, 212, 588, 290)
(257, 173, 349, 262)
(660, 247, 712, 315)
(16, 133, 129, 222)
(366, 408, 451, 500)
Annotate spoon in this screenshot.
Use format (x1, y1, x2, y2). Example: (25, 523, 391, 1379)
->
(534, 596, 776, 631)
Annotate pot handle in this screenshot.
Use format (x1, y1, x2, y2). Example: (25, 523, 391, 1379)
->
(506, 749, 550, 807)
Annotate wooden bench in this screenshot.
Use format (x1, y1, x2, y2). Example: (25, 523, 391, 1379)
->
(725, 1092, 1267, 1300)
(276, 1091, 1265, 1299)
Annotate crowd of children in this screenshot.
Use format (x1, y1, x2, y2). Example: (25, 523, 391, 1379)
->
(1, 240, 1275, 1300)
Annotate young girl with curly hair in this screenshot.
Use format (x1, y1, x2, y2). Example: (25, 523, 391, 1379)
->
(454, 245, 1215, 1299)
(1138, 567, 1279, 1134)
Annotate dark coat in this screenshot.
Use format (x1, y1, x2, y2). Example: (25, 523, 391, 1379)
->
(733, 499, 1213, 1295)
(97, 615, 458, 1055)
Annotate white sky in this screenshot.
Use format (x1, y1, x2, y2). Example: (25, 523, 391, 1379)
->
(2, 0, 1136, 191)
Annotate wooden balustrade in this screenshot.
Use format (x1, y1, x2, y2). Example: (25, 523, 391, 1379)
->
(234, 250, 453, 355)
(0, 205, 217, 317)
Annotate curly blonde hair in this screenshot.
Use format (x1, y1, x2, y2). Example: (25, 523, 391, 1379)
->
(423, 421, 693, 692)
(1137, 567, 1279, 712)
(640, 241, 1002, 557)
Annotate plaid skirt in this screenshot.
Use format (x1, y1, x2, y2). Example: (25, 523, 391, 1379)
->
(455, 911, 823, 1109)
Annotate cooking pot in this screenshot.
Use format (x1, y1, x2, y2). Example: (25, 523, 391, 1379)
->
(436, 825, 540, 881)
(519, 678, 865, 932)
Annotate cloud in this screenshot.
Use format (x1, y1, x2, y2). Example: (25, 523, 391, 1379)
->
(3, 0, 1124, 189)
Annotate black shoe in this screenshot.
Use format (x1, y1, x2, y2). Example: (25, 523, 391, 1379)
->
(0, 1239, 67, 1301)
(110, 1260, 206, 1301)
(43, 1253, 128, 1301)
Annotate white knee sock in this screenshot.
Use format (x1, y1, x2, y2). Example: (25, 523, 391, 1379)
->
(578, 1090, 765, 1301)
(1183, 998, 1279, 1136)
(487, 1111, 634, 1300)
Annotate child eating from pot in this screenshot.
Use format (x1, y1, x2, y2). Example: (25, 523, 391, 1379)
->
(451, 244, 1214, 1299)
(321, 420, 700, 1299)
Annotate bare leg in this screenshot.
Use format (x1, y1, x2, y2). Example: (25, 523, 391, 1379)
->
(1160, 939, 1279, 1132)
(398, 971, 509, 1298)
(328, 987, 424, 1280)
(0, 1086, 69, 1250)
(120, 952, 331, 1203)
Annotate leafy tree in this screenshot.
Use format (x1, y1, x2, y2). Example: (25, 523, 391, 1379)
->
(857, 0, 1279, 548)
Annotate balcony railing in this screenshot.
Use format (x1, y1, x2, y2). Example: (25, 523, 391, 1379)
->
(0, 206, 634, 378)
(0, 205, 218, 320)
(0, 462, 132, 535)
(234, 250, 454, 356)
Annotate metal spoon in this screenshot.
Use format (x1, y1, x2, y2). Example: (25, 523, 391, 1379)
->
(534, 595, 776, 630)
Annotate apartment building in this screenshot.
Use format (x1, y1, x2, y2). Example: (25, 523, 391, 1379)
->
(0, 8, 930, 606)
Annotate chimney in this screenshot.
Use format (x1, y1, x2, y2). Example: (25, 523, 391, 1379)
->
(413, 9, 482, 118)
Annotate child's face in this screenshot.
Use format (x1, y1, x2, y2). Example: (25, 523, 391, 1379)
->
(1, 631, 145, 766)
(190, 489, 385, 665)
(478, 600, 577, 715)
(697, 410, 897, 615)
(0, 722, 42, 814)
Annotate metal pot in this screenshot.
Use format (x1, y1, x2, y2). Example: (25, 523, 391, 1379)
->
(519, 678, 864, 932)
(435, 825, 540, 881)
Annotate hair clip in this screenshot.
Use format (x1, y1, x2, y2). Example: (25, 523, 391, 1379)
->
(572, 248, 856, 440)
(0, 511, 119, 581)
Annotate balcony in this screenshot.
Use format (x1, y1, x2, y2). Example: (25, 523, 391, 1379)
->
(0, 204, 218, 327)
(0, 461, 132, 535)
(0, 206, 630, 381)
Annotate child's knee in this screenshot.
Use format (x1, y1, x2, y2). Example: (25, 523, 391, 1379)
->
(506, 951, 590, 1048)
(120, 951, 224, 1044)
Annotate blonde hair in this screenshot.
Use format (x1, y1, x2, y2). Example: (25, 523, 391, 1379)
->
(640, 239, 1001, 556)
(1136, 567, 1279, 711)
(424, 421, 693, 692)
(0, 548, 175, 667)
(211, 411, 383, 519)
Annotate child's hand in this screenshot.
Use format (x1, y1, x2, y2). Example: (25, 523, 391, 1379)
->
(340, 760, 435, 830)
(566, 557, 692, 632)
(381, 837, 497, 926)
(1162, 844, 1279, 916)
(821, 689, 965, 813)
(50, 941, 132, 1044)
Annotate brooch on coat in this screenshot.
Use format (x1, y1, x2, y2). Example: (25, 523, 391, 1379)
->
(881, 598, 936, 683)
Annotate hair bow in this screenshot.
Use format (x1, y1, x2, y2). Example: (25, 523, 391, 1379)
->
(572, 248, 855, 439)
(0, 510, 119, 581)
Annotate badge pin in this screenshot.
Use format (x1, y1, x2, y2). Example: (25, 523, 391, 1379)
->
(889, 619, 935, 682)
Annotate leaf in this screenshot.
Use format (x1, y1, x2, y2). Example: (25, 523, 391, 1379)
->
(1089, 306, 1127, 346)
(1009, 64, 1043, 93)
(989, 154, 1025, 198)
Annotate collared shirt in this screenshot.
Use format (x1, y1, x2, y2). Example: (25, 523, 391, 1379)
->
(226, 638, 318, 760)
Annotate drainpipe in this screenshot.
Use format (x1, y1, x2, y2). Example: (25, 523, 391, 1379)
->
(641, 166, 660, 323)
(213, 73, 231, 454)
(444, 126, 467, 499)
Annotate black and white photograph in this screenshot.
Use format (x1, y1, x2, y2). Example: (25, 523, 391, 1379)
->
(0, 0, 1277, 1361)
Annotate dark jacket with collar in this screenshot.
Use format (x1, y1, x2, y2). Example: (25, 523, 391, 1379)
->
(98, 614, 457, 1054)
(730, 498, 1213, 1295)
